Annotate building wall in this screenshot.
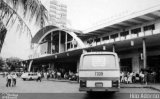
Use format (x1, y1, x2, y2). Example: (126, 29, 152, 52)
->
(49, 0, 67, 27)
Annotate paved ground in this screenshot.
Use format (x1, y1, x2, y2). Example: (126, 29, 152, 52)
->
(0, 76, 160, 93)
(0, 77, 79, 93)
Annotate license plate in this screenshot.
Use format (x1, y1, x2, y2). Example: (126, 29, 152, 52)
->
(95, 83, 103, 87)
(95, 72, 103, 76)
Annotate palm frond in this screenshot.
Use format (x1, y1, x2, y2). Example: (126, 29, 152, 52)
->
(0, 0, 49, 53)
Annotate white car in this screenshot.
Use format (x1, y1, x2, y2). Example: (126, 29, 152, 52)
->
(21, 72, 38, 81)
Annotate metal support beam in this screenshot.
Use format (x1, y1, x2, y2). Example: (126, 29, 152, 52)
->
(143, 38, 147, 69)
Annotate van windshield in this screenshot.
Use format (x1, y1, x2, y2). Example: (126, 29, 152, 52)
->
(81, 55, 117, 70)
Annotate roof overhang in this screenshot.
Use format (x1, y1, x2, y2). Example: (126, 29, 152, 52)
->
(83, 5, 160, 37)
(29, 48, 83, 64)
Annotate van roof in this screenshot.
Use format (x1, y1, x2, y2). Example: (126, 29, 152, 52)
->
(82, 51, 117, 55)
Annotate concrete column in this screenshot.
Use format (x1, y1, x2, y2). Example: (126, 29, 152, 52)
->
(129, 29, 131, 35)
(112, 44, 115, 52)
(59, 31, 61, 53)
(100, 37, 103, 44)
(103, 46, 106, 51)
(109, 35, 111, 41)
(77, 59, 80, 73)
(143, 38, 147, 69)
(141, 26, 144, 32)
(65, 32, 67, 51)
(132, 56, 140, 73)
(118, 32, 121, 40)
(28, 60, 33, 72)
(50, 63, 55, 71)
(51, 32, 53, 54)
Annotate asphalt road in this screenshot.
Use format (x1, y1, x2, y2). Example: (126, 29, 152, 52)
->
(0, 76, 159, 99)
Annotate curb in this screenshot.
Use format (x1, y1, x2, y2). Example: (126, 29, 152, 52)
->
(121, 85, 160, 92)
(43, 79, 70, 82)
(148, 87, 160, 92)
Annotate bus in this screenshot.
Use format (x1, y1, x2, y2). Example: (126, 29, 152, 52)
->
(79, 52, 120, 92)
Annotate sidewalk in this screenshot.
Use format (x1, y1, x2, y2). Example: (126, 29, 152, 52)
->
(121, 83, 160, 92)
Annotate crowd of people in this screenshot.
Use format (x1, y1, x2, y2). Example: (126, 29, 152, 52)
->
(120, 70, 160, 84)
(39, 68, 79, 81)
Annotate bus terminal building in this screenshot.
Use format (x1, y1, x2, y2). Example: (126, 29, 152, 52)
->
(24, 6, 160, 74)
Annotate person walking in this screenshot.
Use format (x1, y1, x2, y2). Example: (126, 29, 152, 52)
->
(120, 71, 125, 83)
(132, 72, 136, 83)
(140, 71, 144, 84)
(144, 71, 148, 85)
(6, 72, 12, 87)
(12, 73, 17, 87)
(37, 72, 41, 82)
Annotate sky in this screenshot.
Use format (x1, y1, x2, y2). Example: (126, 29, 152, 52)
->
(1, 0, 160, 59)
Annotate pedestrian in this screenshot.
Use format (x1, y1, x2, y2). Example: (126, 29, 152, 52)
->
(57, 71, 61, 80)
(12, 73, 17, 87)
(144, 71, 148, 85)
(47, 72, 49, 80)
(121, 71, 125, 83)
(128, 72, 133, 84)
(6, 72, 12, 87)
(37, 72, 42, 82)
(124, 73, 128, 84)
(132, 72, 136, 83)
(140, 71, 144, 84)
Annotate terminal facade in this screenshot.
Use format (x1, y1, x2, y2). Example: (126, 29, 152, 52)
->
(25, 6, 160, 74)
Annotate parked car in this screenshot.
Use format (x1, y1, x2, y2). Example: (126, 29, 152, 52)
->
(21, 72, 38, 81)
(0, 72, 3, 75)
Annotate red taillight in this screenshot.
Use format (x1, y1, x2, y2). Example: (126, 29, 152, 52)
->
(80, 80, 86, 87)
(112, 80, 119, 87)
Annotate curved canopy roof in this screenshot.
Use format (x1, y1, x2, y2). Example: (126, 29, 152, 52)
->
(31, 25, 59, 43)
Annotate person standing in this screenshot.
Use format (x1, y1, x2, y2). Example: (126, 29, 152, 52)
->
(132, 72, 136, 83)
(144, 71, 148, 85)
(37, 72, 41, 82)
(12, 73, 17, 87)
(140, 71, 144, 84)
(6, 72, 12, 87)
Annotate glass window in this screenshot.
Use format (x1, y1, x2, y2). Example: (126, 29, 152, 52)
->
(81, 55, 117, 70)
(131, 28, 141, 34)
(120, 31, 129, 36)
(143, 24, 155, 31)
(110, 34, 118, 39)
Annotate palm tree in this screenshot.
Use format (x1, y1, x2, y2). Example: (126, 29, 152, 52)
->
(0, 21, 7, 52)
(0, 0, 48, 52)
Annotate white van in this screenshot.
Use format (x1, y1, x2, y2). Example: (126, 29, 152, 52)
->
(79, 52, 120, 92)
